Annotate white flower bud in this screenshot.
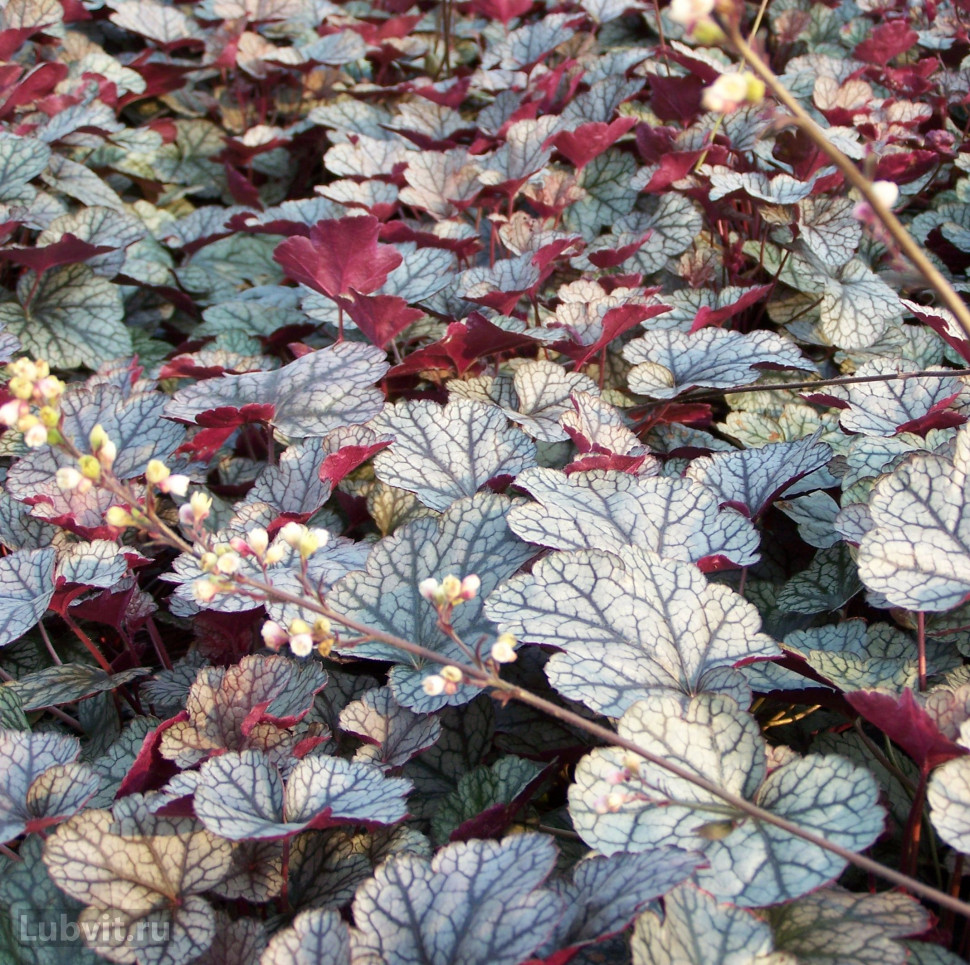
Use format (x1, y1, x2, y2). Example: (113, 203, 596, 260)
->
(490, 634, 518, 664)
(23, 423, 48, 448)
(440, 574, 462, 602)
(701, 72, 751, 113)
(264, 544, 286, 565)
(247, 527, 269, 556)
(97, 438, 117, 468)
(160, 474, 190, 497)
(261, 620, 288, 650)
(278, 521, 305, 548)
(870, 180, 899, 209)
(459, 574, 481, 600)
(440, 665, 463, 683)
(418, 578, 439, 601)
(145, 460, 170, 485)
(193, 578, 220, 603)
(215, 552, 241, 575)
(55, 467, 83, 490)
(288, 632, 314, 657)
(668, 0, 714, 26)
(0, 400, 23, 426)
(422, 674, 446, 696)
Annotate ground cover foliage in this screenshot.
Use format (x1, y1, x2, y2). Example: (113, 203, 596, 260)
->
(0, 0, 969, 960)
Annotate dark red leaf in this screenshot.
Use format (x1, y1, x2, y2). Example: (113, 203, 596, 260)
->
(0, 234, 114, 273)
(468, 0, 532, 23)
(388, 314, 534, 379)
(116, 717, 182, 797)
(895, 392, 967, 435)
(344, 290, 423, 348)
(0, 62, 68, 119)
(273, 215, 402, 299)
(854, 20, 919, 64)
(689, 284, 773, 332)
(319, 439, 392, 487)
(846, 689, 967, 768)
(552, 117, 637, 170)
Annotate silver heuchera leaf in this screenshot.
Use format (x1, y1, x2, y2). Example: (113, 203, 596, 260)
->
(165, 342, 389, 439)
(486, 547, 779, 716)
(686, 432, 832, 518)
(350, 834, 564, 965)
(5, 665, 149, 712)
(0, 132, 50, 202)
(328, 495, 533, 712)
(768, 888, 931, 965)
(569, 694, 885, 906)
(857, 423, 970, 610)
(193, 750, 411, 840)
(560, 391, 659, 471)
(707, 166, 826, 204)
(43, 806, 233, 965)
(928, 755, 970, 854)
(826, 357, 966, 436)
(373, 398, 536, 511)
(0, 835, 102, 965)
(798, 196, 862, 269)
(56, 539, 129, 588)
(819, 258, 902, 350)
(623, 329, 812, 399)
(339, 686, 441, 770)
(0, 265, 131, 371)
(536, 849, 703, 959)
(632, 883, 776, 965)
(449, 361, 598, 442)
(0, 730, 99, 842)
(259, 908, 350, 965)
(0, 547, 56, 647)
(508, 468, 760, 567)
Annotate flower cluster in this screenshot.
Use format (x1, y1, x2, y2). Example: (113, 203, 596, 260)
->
(262, 615, 335, 658)
(422, 664, 465, 697)
(418, 574, 480, 607)
(0, 358, 65, 448)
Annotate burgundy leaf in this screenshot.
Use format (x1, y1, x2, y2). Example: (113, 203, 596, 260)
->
(552, 118, 637, 170)
(273, 215, 402, 299)
(847, 689, 967, 769)
(854, 20, 919, 64)
(0, 235, 114, 273)
(690, 284, 773, 332)
(344, 290, 423, 349)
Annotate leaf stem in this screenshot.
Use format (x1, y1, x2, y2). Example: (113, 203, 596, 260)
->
(677, 367, 970, 404)
(917, 611, 927, 691)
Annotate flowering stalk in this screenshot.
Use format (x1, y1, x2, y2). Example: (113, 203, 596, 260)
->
(720, 19, 970, 340)
(14, 371, 970, 922)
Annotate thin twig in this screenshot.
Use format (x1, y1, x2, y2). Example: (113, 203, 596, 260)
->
(725, 24, 970, 340)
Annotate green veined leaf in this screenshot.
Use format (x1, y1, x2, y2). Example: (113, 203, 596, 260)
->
(329, 495, 533, 712)
(259, 908, 350, 965)
(632, 883, 776, 965)
(0, 548, 56, 648)
(0, 265, 130, 371)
